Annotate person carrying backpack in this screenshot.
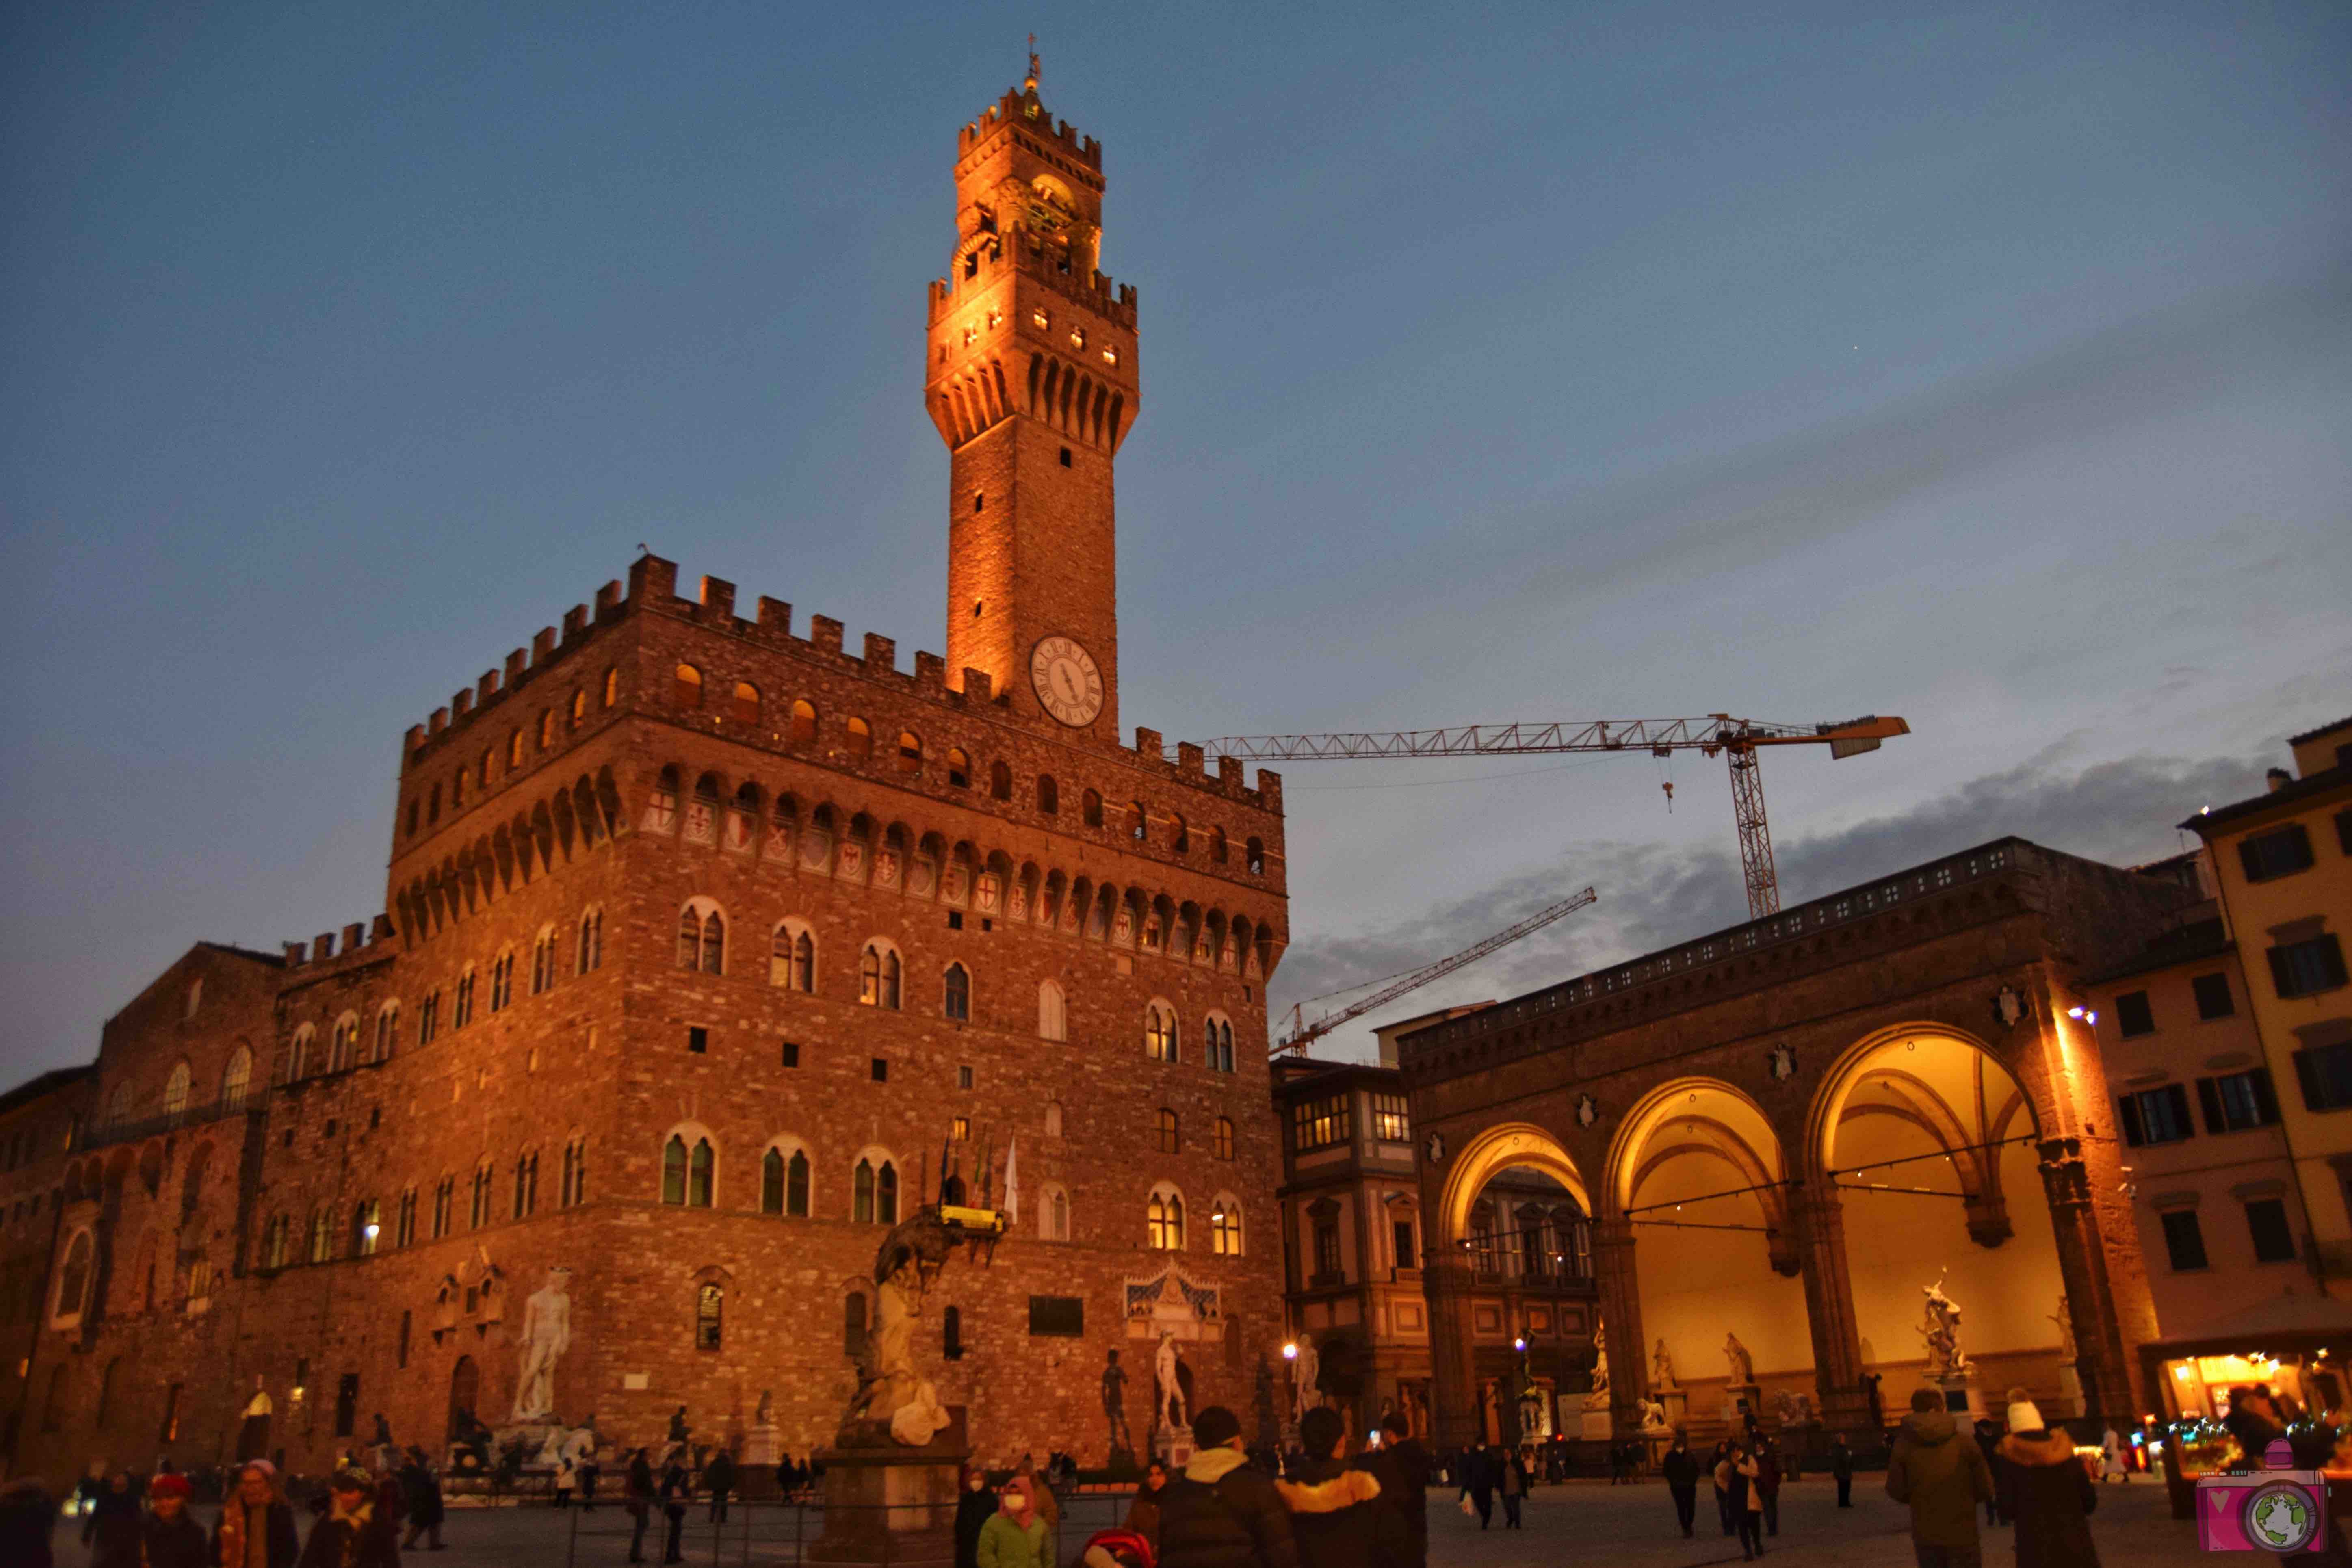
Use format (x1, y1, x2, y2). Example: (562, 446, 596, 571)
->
(1156, 1406, 1297, 1568)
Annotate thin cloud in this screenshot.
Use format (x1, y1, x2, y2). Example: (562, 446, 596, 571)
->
(1275, 749, 2273, 1056)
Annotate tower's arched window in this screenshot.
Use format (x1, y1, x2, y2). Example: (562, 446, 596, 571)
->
(602, 668, 620, 708)
(771, 921, 816, 992)
(990, 761, 1012, 801)
(453, 768, 468, 808)
(353, 1198, 382, 1256)
(946, 749, 971, 789)
(790, 699, 817, 745)
(1037, 981, 1067, 1042)
(944, 964, 971, 1022)
(1247, 838, 1267, 875)
(1210, 828, 1229, 865)
(846, 716, 873, 757)
(896, 731, 923, 775)
(1215, 1116, 1237, 1161)
(1037, 775, 1059, 815)
(678, 901, 725, 974)
(570, 689, 587, 727)
(1128, 802, 1148, 842)
(1157, 1108, 1180, 1154)
(330, 1014, 360, 1072)
(859, 942, 902, 1010)
(307, 1207, 331, 1264)
(375, 1003, 401, 1063)
(1170, 814, 1189, 855)
(508, 730, 524, 768)
(531, 927, 558, 995)
(539, 709, 556, 750)
(731, 682, 760, 724)
(1206, 1015, 1236, 1074)
(1146, 1002, 1178, 1063)
(162, 1062, 191, 1122)
(661, 1134, 715, 1208)
(1082, 790, 1104, 828)
(674, 663, 704, 709)
(577, 908, 604, 974)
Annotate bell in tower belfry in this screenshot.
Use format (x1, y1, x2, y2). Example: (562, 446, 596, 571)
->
(926, 63, 1138, 741)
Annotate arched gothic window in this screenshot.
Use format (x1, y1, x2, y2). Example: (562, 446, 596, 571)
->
(852, 1157, 899, 1224)
(307, 1207, 331, 1264)
(859, 943, 902, 1009)
(1205, 1016, 1236, 1074)
(1215, 1116, 1237, 1161)
(770, 923, 816, 992)
(488, 951, 514, 1013)
(602, 668, 619, 708)
(531, 927, 557, 995)
(761, 1146, 812, 1218)
(943, 964, 970, 1022)
(222, 1045, 252, 1111)
(945, 748, 970, 788)
(374, 1004, 401, 1063)
(577, 909, 604, 973)
(162, 1063, 191, 1122)
(330, 1014, 360, 1072)
(1146, 1003, 1178, 1063)
(1037, 775, 1059, 815)
(790, 699, 817, 745)
(661, 1134, 715, 1208)
(674, 663, 704, 709)
(677, 902, 725, 974)
(1157, 1108, 1180, 1154)
(1037, 981, 1067, 1042)
(696, 1282, 724, 1350)
(1210, 828, 1229, 865)
(1147, 1190, 1185, 1251)
(1211, 1195, 1244, 1256)
(731, 682, 760, 724)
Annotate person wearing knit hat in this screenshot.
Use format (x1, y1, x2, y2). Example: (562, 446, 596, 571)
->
(1994, 1387, 2099, 1568)
(139, 1473, 208, 1568)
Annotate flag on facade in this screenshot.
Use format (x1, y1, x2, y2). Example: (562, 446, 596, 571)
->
(1003, 1135, 1019, 1228)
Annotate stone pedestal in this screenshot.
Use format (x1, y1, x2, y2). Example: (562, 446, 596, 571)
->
(810, 1408, 968, 1565)
(744, 1423, 781, 1468)
(1659, 1388, 1690, 1432)
(1938, 1373, 1987, 1422)
(1724, 1383, 1764, 1431)
(1153, 1423, 1196, 1471)
(1580, 1405, 1612, 1440)
(2055, 1362, 2084, 1419)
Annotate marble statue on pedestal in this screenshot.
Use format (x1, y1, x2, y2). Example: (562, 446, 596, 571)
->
(1292, 1334, 1321, 1421)
(1723, 1333, 1754, 1386)
(1921, 1275, 1969, 1379)
(1652, 1338, 1678, 1390)
(837, 1210, 973, 1447)
(1639, 1396, 1670, 1433)
(509, 1267, 572, 1423)
(1155, 1332, 1187, 1430)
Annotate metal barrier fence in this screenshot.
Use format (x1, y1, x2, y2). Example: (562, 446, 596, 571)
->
(557, 1490, 1142, 1568)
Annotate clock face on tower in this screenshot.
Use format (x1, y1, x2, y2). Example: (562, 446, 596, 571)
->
(1029, 636, 1104, 728)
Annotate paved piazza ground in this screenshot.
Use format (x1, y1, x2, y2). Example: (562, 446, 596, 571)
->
(48, 1475, 2209, 1566)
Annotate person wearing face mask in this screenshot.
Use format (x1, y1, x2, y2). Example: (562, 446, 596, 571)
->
(955, 1465, 996, 1568)
(1660, 1431, 1702, 1538)
(213, 1461, 301, 1568)
(977, 1475, 1050, 1568)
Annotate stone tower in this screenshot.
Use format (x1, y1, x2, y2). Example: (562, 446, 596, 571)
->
(926, 64, 1139, 742)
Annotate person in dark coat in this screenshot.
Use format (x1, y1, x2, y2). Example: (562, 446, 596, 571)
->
(1276, 1407, 1405, 1568)
(0, 1477, 57, 1568)
(139, 1474, 210, 1568)
(1716, 1440, 1762, 1562)
(296, 1467, 400, 1568)
(658, 1457, 691, 1564)
(625, 1449, 656, 1565)
(1829, 1434, 1854, 1508)
(1889, 1388, 1993, 1568)
(1122, 1459, 1168, 1555)
(1993, 1392, 2097, 1568)
(1710, 1440, 1736, 1536)
(1660, 1432, 1702, 1537)
(955, 1464, 996, 1568)
(704, 1449, 736, 1524)
(84, 1471, 143, 1568)
(1155, 1404, 1299, 1568)
(394, 1449, 445, 1552)
(218, 1459, 302, 1568)
(1975, 1417, 2008, 1524)
(1456, 1445, 1493, 1530)
(1498, 1447, 1527, 1529)
(1754, 1438, 1782, 1538)
(1359, 1413, 1432, 1567)
(580, 1453, 601, 1512)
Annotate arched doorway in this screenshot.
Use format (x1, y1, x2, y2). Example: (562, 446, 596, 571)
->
(1808, 1026, 2067, 1422)
(447, 1355, 479, 1445)
(1607, 1079, 1807, 1436)
(1426, 1124, 1597, 1449)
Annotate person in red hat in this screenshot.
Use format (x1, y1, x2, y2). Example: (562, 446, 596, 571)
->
(139, 1473, 208, 1568)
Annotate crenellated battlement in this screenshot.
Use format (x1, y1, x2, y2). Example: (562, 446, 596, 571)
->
(403, 554, 1276, 814)
(958, 89, 1103, 176)
(277, 914, 398, 976)
(926, 220, 1139, 331)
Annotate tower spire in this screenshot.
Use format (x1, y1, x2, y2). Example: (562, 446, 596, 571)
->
(1024, 34, 1040, 94)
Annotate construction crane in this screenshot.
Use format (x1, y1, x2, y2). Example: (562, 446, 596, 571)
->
(1277, 886, 1598, 1056)
(1193, 715, 1910, 920)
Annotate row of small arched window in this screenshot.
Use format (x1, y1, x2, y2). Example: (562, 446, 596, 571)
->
(255, 1139, 588, 1270)
(406, 670, 624, 839)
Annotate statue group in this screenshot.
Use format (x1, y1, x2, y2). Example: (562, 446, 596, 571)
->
(1921, 1274, 1969, 1380)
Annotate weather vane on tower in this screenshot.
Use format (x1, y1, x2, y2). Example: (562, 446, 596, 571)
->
(1025, 33, 1040, 94)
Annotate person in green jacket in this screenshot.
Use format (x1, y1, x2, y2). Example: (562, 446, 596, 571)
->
(1887, 1388, 1995, 1568)
(978, 1475, 1050, 1568)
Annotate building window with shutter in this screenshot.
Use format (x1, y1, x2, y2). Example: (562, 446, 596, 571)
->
(2291, 1041, 2352, 1111)
(2115, 991, 2155, 1038)
(2191, 972, 2235, 1020)
(2239, 826, 2315, 882)
(2118, 1083, 2196, 1146)
(2160, 1208, 2209, 1271)
(2270, 935, 2348, 1000)
(2196, 1069, 2281, 1132)
(2244, 1199, 2298, 1264)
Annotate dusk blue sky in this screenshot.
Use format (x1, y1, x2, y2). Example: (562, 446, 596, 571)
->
(3, 2, 2346, 1076)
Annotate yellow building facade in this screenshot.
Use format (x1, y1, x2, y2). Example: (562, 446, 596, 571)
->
(2187, 716, 2352, 1282)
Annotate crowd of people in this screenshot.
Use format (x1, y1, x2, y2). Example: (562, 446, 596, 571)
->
(0, 1456, 414, 1568)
